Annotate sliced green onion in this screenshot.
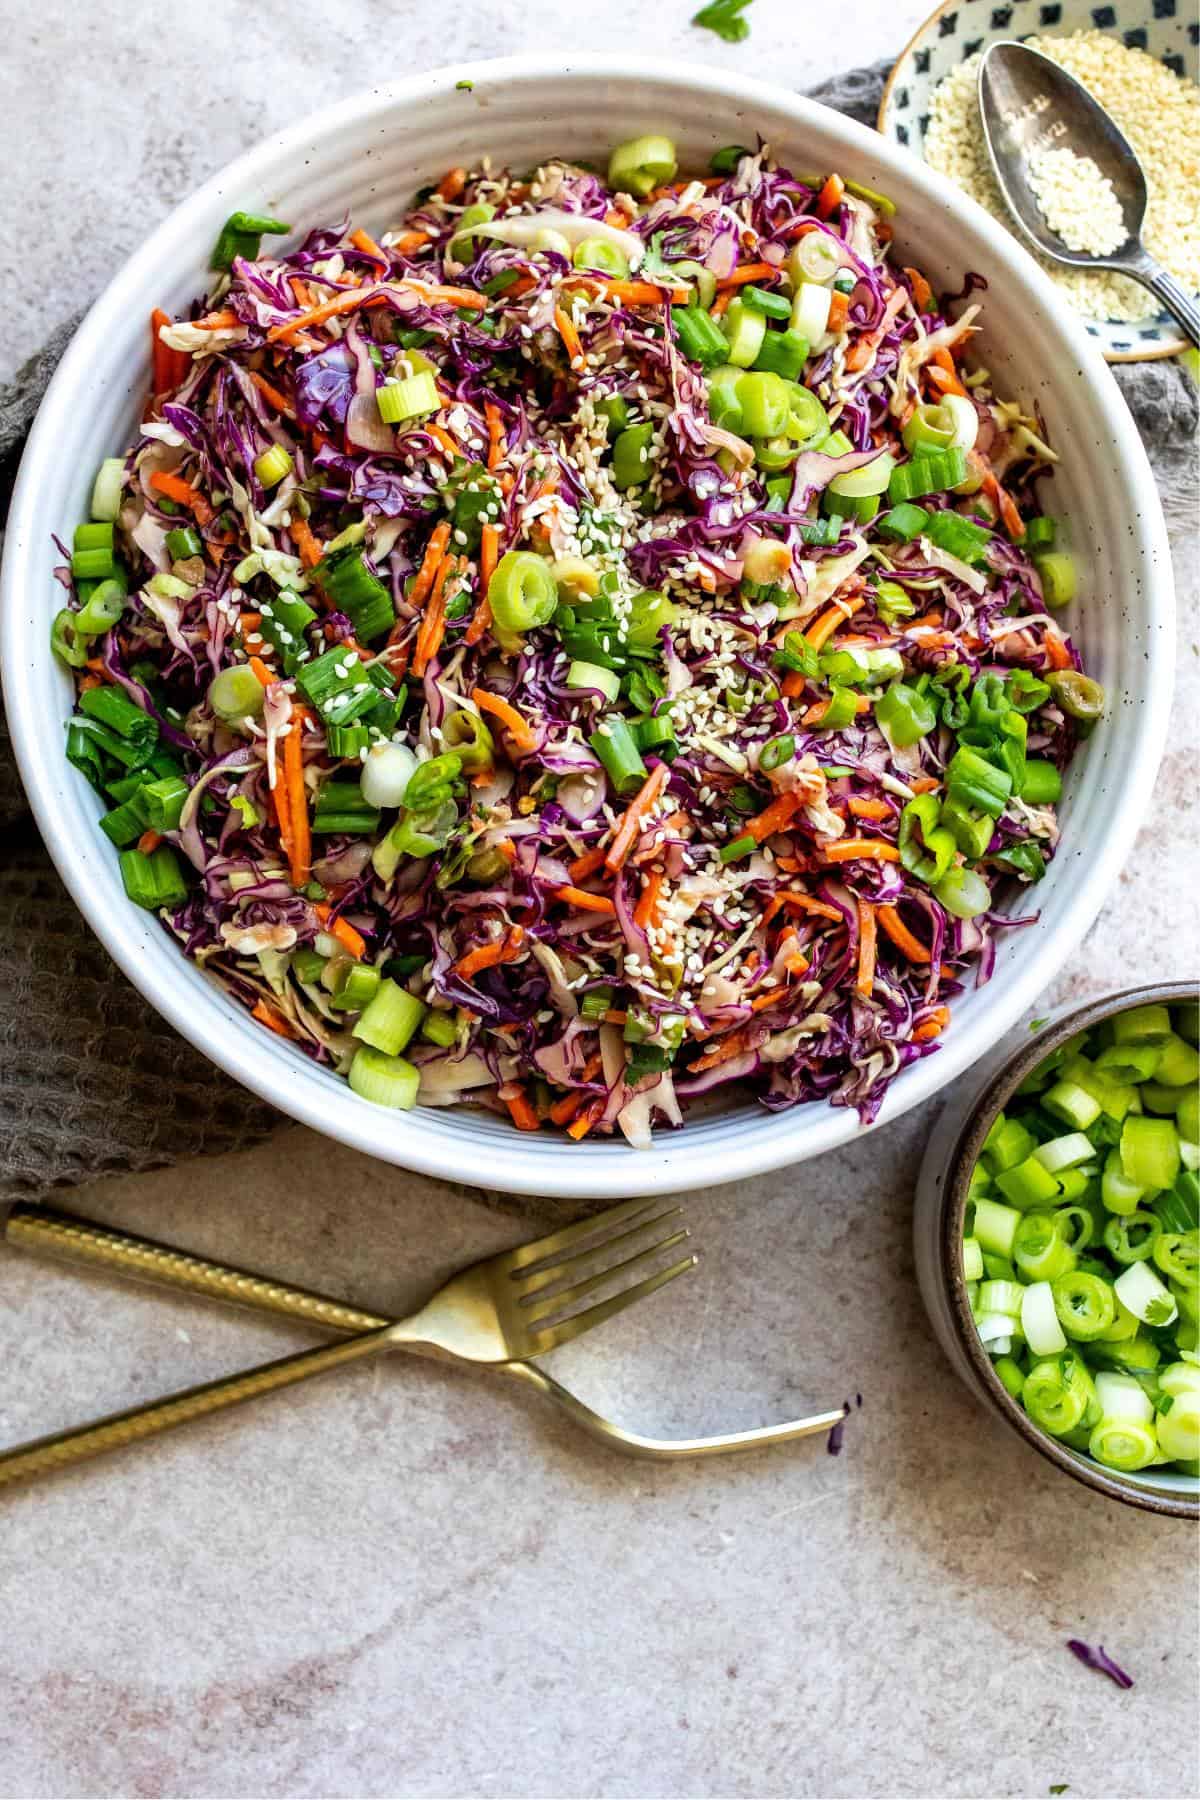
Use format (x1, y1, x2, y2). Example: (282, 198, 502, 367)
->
(611, 422, 655, 489)
(487, 550, 558, 635)
(1019, 759, 1062, 806)
(352, 978, 425, 1055)
(1102, 1211, 1161, 1266)
(1052, 1270, 1117, 1340)
(377, 372, 439, 424)
(877, 504, 929, 544)
(973, 1197, 1020, 1259)
(719, 833, 756, 865)
(996, 1154, 1061, 1211)
(442, 709, 495, 773)
(573, 235, 631, 278)
(722, 301, 768, 370)
(710, 144, 750, 175)
(332, 962, 384, 1013)
(1047, 670, 1105, 722)
(759, 732, 795, 773)
(1034, 552, 1077, 609)
(789, 235, 842, 286)
(608, 134, 677, 198)
(1113, 1259, 1178, 1327)
(165, 526, 203, 561)
(673, 306, 730, 369)
(875, 681, 936, 748)
(1023, 515, 1057, 550)
(1023, 1353, 1097, 1436)
(211, 210, 289, 270)
(1021, 1278, 1068, 1355)
(119, 845, 189, 911)
(567, 659, 622, 702)
(347, 1045, 420, 1109)
(90, 458, 126, 522)
(210, 665, 267, 723)
(589, 718, 647, 795)
(752, 328, 810, 381)
(253, 445, 293, 489)
(886, 448, 969, 503)
(898, 794, 955, 885)
(1120, 1115, 1180, 1193)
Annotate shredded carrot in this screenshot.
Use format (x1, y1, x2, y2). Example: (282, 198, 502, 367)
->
(290, 277, 314, 309)
(844, 286, 908, 372)
(587, 278, 691, 306)
(313, 903, 367, 961)
(802, 691, 870, 727)
(806, 602, 854, 651)
(266, 280, 485, 345)
(554, 306, 584, 368)
(192, 309, 242, 333)
(827, 289, 850, 332)
(437, 166, 468, 201)
(876, 904, 930, 964)
(350, 226, 387, 262)
(820, 838, 901, 864)
(504, 1085, 541, 1132)
(78, 673, 101, 692)
(710, 290, 733, 318)
(904, 266, 933, 311)
(553, 886, 617, 917)
(412, 555, 455, 677)
(247, 655, 275, 689)
(568, 845, 608, 884)
(913, 1005, 951, 1042)
(750, 987, 793, 1015)
(910, 775, 941, 795)
(136, 830, 163, 855)
(716, 262, 778, 290)
(478, 521, 500, 597)
(239, 611, 263, 635)
(455, 925, 526, 980)
(427, 422, 464, 462)
(816, 174, 845, 218)
(290, 516, 324, 570)
(979, 465, 1026, 542)
(150, 308, 190, 394)
(605, 763, 669, 874)
(855, 899, 877, 998)
(1044, 630, 1072, 671)
(392, 229, 430, 256)
(409, 520, 452, 611)
(471, 687, 537, 754)
(148, 470, 214, 526)
(634, 869, 663, 930)
(745, 791, 799, 845)
(691, 1028, 757, 1072)
(567, 1097, 605, 1140)
(282, 708, 311, 888)
(548, 1091, 586, 1127)
(848, 796, 891, 822)
(485, 402, 506, 470)
(252, 999, 300, 1040)
(777, 892, 845, 924)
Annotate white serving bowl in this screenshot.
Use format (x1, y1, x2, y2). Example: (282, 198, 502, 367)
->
(0, 57, 1174, 1198)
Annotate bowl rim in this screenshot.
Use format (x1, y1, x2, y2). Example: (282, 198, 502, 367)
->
(0, 54, 1177, 1196)
(936, 980, 1199, 1519)
(876, 0, 1189, 363)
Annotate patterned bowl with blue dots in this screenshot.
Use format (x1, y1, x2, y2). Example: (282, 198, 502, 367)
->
(878, 0, 1198, 360)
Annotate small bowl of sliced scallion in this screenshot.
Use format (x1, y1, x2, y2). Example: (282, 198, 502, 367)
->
(914, 983, 1199, 1517)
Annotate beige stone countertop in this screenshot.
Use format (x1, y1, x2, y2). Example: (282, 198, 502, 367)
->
(1, 3, 1197, 1795)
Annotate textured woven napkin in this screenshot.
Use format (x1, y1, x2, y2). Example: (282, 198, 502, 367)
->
(0, 60, 1193, 1201)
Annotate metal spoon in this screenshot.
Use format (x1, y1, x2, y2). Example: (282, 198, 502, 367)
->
(977, 39, 1200, 348)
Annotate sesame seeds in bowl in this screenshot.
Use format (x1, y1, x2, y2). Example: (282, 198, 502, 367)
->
(879, 0, 1200, 360)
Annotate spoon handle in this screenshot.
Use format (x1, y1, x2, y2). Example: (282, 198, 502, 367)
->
(1133, 257, 1200, 351)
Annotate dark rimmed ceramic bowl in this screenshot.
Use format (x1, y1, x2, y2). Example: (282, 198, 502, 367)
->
(914, 981, 1199, 1518)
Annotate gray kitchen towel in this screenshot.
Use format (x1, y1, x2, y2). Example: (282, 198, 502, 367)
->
(0, 60, 1193, 1200)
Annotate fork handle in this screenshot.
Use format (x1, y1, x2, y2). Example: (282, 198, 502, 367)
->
(5, 1204, 387, 1334)
(499, 1362, 847, 1460)
(0, 1324, 401, 1490)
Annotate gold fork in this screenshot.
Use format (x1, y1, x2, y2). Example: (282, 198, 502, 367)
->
(0, 1201, 845, 1484)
